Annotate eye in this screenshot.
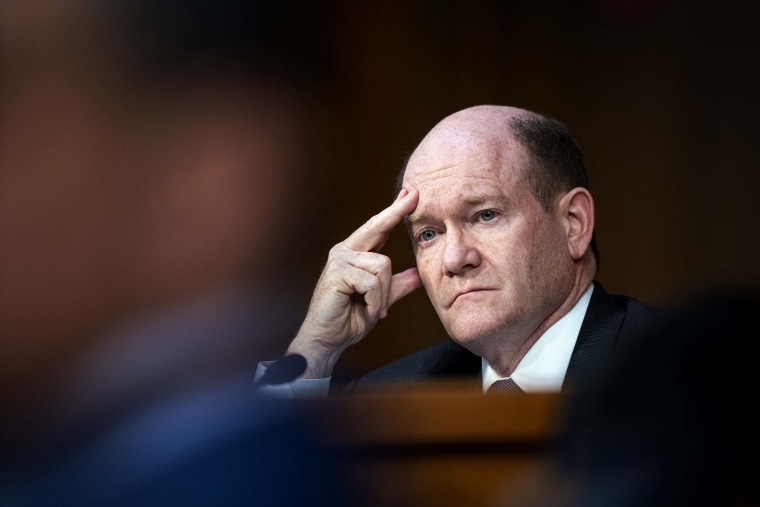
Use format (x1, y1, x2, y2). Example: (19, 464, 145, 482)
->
(417, 229, 437, 242)
(478, 209, 498, 222)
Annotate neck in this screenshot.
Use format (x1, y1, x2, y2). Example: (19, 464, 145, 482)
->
(484, 263, 596, 377)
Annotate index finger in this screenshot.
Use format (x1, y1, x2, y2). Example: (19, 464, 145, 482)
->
(344, 188, 418, 253)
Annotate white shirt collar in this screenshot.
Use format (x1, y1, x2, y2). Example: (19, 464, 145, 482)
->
(482, 283, 594, 393)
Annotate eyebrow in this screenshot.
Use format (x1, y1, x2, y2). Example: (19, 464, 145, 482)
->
(406, 193, 503, 225)
(405, 211, 426, 226)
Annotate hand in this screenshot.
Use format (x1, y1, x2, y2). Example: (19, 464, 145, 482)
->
(287, 189, 422, 378)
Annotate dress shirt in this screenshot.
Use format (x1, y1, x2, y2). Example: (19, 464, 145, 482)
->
(254, 361, 330, 398)
(482, 283, 593, 393)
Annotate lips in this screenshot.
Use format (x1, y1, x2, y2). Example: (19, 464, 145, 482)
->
(449, 288, 489, 307)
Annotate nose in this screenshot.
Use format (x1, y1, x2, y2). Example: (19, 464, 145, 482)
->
(441, 229, 481, 276)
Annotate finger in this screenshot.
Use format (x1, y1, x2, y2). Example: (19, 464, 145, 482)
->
(340, 268, 385, 321)
(345, 251, 392, 313)
(385, 267, 423, 316)
(343, 188, 418, 253)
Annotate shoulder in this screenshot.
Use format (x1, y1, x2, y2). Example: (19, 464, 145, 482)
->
(341, 339, 480, 393)
(591, 281, 663, 315)
(2, 382, 349, 507)
(566, 281, 669, 387)
(588, 280, 668, 336)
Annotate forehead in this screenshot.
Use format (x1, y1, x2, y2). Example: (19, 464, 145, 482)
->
(403, 127, 527, 194)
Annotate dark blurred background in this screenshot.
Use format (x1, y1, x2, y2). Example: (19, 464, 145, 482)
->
(2, 0, 758, 386)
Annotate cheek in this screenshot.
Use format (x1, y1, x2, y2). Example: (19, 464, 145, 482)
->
(524, 225, 572, 286)
(415, 253, 439, 296)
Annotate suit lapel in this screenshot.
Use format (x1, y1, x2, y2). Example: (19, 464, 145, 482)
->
(564, 281, 626, 388)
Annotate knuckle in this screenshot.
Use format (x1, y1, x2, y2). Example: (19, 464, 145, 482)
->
(363, 215, 379, 231)
(378, 256, 392, 272)
(328, 243, 345, 256)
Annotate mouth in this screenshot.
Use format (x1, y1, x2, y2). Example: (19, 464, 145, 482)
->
(448, 288, 489, 307)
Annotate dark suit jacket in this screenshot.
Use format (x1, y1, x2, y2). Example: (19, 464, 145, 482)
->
(343, 281, 665, 394)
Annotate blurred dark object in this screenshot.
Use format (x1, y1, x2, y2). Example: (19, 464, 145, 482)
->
(2, 387, 349, 507)
(315, 382, 561, 507)
(494, 286, 760, 507)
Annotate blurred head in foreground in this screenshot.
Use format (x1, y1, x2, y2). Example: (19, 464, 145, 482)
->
(0, 0, 325, 411)
(494, 286, 760, 507)
(0, 1, 346, 505)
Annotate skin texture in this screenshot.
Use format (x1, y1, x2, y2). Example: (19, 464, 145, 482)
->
(288, 105, 596, 378)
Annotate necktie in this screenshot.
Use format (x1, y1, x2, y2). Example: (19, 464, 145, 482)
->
(487, 378, 523, 394)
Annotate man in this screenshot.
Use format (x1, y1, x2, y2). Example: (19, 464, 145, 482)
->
(258, 104, 663, 396)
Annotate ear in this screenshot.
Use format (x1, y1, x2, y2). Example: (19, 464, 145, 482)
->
(558, 188, 595, 261)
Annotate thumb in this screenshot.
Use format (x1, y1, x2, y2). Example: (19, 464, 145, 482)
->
(388, 267, 423, 309)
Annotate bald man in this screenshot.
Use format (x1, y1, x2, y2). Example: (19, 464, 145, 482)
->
(258, 105, 664, 396)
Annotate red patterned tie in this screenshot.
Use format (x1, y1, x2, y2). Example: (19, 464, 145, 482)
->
(487, 378, 523, 393)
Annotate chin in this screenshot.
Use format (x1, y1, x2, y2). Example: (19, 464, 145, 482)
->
(445, 315, 503, 349)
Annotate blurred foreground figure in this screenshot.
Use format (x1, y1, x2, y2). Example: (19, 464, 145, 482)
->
(494, 287, 760, 507)
(0, 1, 347, 505)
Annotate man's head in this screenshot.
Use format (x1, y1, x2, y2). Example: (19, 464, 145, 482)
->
(0, 2, 321, 396)
(400, 105, 597, 374)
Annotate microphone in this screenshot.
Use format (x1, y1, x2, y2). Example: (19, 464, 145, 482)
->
(253, 354, 307, 390)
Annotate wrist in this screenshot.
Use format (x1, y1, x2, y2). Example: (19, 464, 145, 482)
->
(286, 335, 343, 379)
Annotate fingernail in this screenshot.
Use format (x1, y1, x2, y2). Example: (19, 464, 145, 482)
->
(398, 188, 408, 199)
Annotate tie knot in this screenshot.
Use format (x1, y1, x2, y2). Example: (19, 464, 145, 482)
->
(487, 378, 523, 394)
